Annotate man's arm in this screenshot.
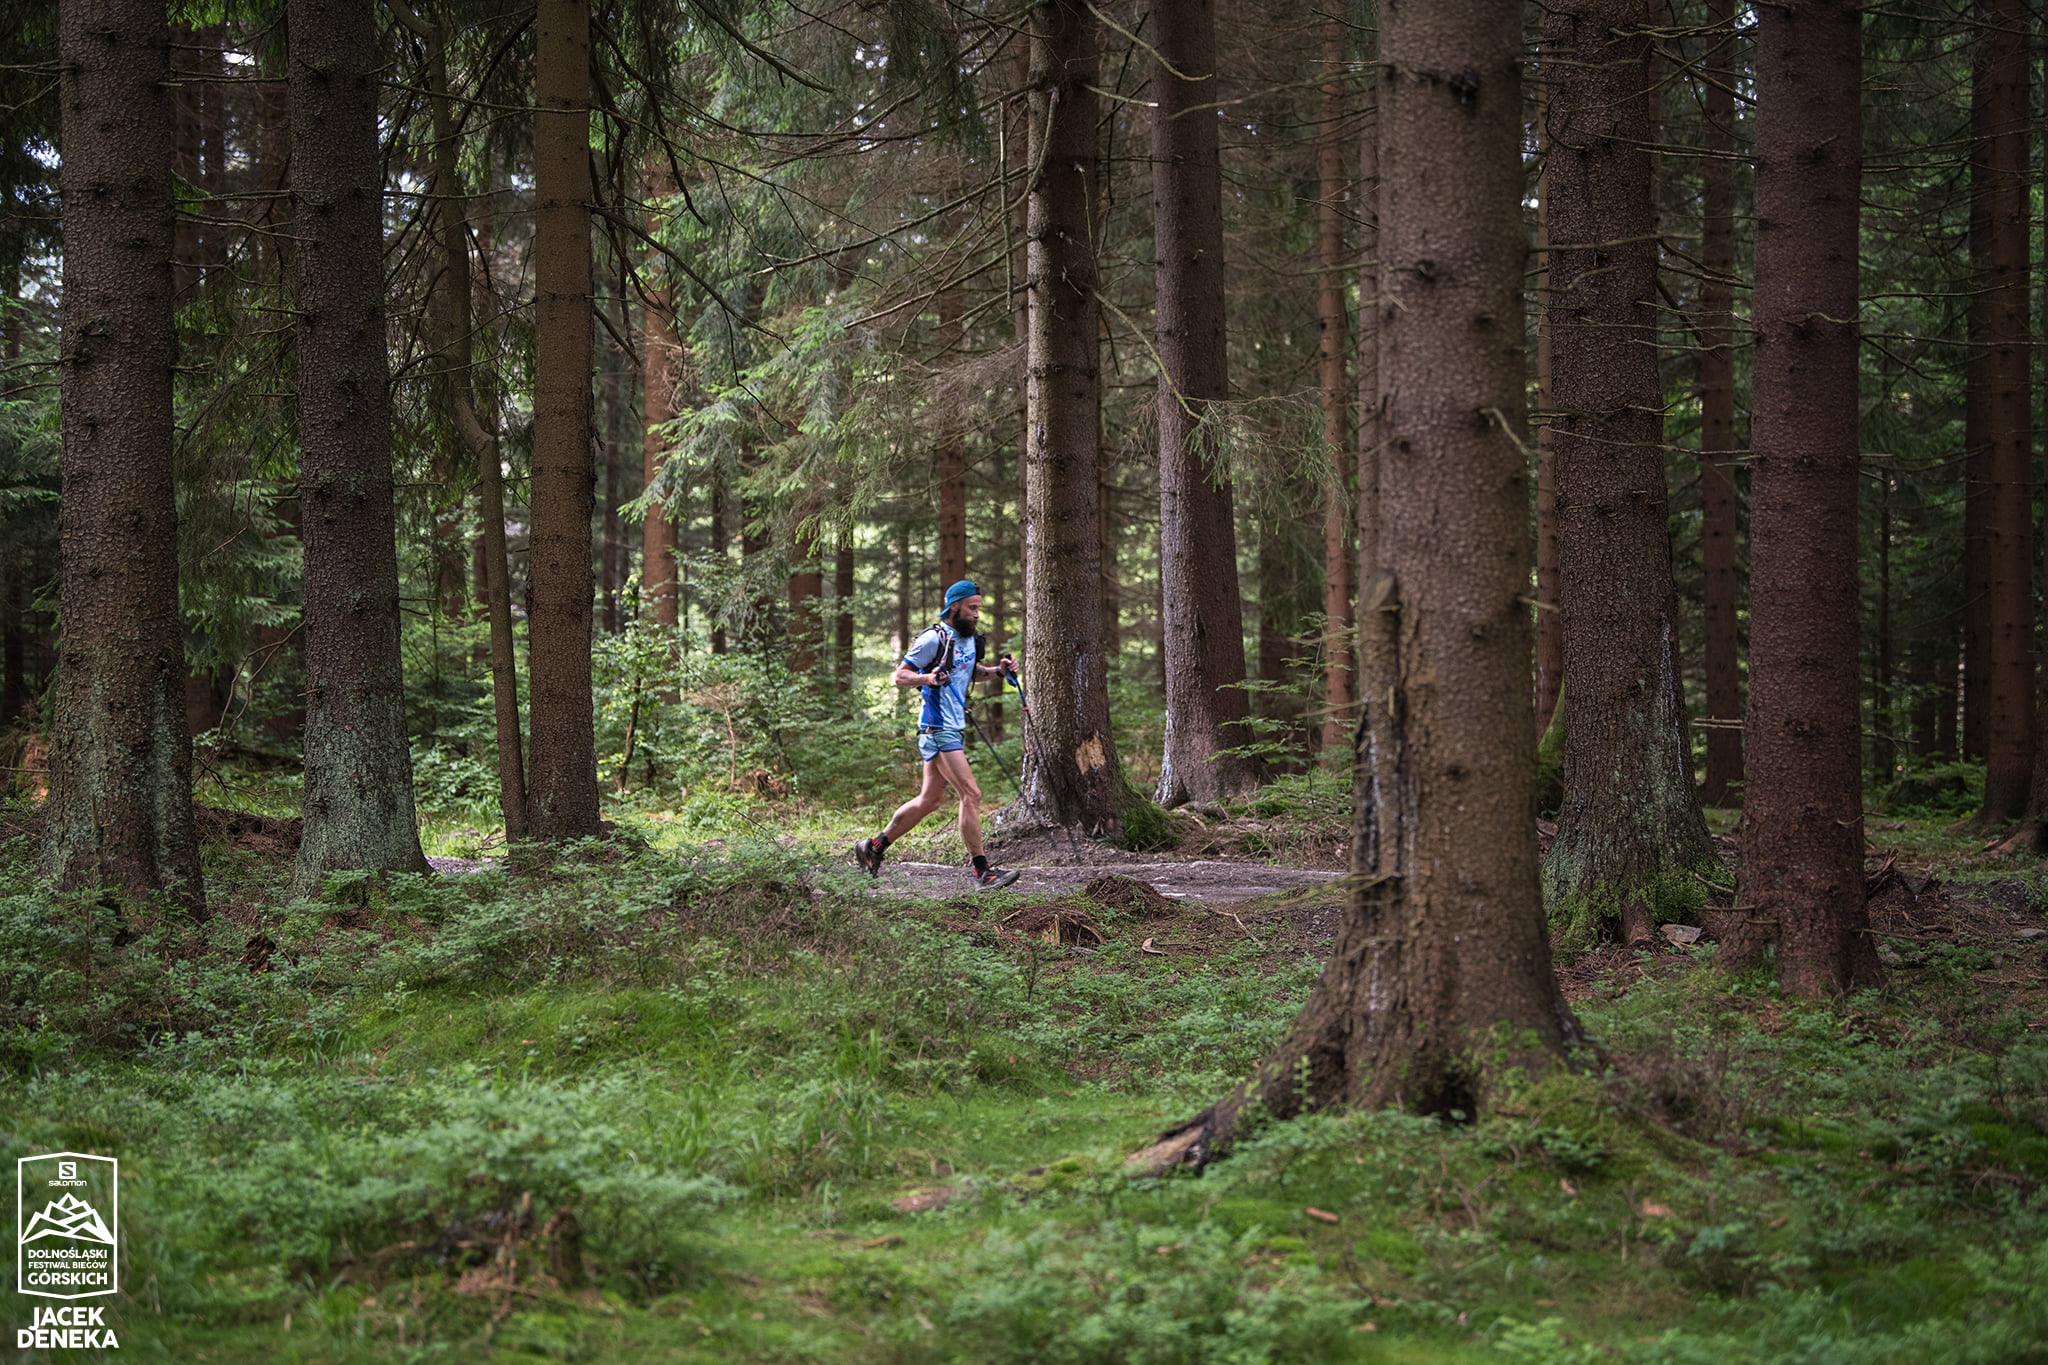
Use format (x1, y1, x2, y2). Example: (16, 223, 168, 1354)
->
(897, 631, 944, 688)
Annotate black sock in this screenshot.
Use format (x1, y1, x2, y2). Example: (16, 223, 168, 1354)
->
(874, 833, 892, 851)
(973, 854, 990, 873)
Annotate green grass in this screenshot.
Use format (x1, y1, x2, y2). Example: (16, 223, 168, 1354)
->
(0, 798, 2044, 1362)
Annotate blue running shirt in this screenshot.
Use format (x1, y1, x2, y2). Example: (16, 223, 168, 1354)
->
(904, 624, 977, 729)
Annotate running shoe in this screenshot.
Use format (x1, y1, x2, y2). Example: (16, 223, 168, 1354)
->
(974, 864, 1021, 890)
(853, 837, 886, 878)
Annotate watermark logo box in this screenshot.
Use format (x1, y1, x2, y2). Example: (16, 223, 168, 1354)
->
(17, 1152, 117, 1300)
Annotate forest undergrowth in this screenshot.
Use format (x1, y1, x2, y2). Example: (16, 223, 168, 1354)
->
(0, 780, 2044, 1363)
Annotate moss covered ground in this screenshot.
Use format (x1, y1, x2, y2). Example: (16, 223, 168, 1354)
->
(0, 785, 2043, 1362)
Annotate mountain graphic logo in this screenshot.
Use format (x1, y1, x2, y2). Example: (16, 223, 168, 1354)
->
(17, 1152, 119, 1299)
(20, 1194, 113, 1247)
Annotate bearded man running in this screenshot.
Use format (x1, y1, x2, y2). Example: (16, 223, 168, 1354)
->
(851, 580, 1020, 889)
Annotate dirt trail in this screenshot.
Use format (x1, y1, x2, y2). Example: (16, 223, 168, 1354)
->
(871, 857, 1340, 903)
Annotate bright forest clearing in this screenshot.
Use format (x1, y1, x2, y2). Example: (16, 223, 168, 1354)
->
(6, 0, 2048, 1358)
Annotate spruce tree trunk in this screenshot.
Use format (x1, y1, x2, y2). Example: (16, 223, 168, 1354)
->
(1540, 0, 1711, 935)
(527, 0, 602, 839)
(1976, 0, 2031, 823)
(1150, 0, 1257, 806)
(288, 0, 429, 886)
(1020, 0, 1132, 836)
(1317, 13, 1353, 757)
(1137, 0, 1573, 1169)
(1723, 0, 1879, 997)
(45, 0, 205, 913)
(1698, 0, 1744, 806)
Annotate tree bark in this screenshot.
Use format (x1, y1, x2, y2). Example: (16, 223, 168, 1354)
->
(527, 0, 601, 839)
(1723, 0, 1878, 997)
(288, 0, 430, 886)
(1150, 0, 1257, 807)
(1975, 0, 2031, 823)
(1540, 0, 1712, 932)
(1698, 0, 1743, 805)
(1020, 0, 1133, 836)
(1318, 13, 1353, 757)
(44, 0, 205, 912)
(1138, 0, 1573, 1170)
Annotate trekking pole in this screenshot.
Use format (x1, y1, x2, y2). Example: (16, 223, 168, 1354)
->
(966, 707, 1022, 798)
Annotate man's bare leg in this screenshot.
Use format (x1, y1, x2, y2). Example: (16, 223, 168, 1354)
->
(928, 749, 985, 857)
(881, 758, 951, 843)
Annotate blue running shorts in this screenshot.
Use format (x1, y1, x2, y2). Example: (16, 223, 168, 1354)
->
(918, 728, 966, 762)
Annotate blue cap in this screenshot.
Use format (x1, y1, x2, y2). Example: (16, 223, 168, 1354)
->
(942, 580, 980, 612)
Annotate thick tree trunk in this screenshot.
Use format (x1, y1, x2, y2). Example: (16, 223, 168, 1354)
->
(1540, 0, 1712, 934)
(642, 157, 680, 633)
(1151, 0, 1258, 808)
(1723, 0, 1878, 997)
(1976, 0, 2031, 823)
(288, 0, 430, 886)
(1020, 0, 1132, 836)
(527, 0, 601, 839)
(45, 0, 205, 913)
(1138, 0, 1573, 1170)
(1698, 0, 1743, 806)
(1318, 13, 1353, 757)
